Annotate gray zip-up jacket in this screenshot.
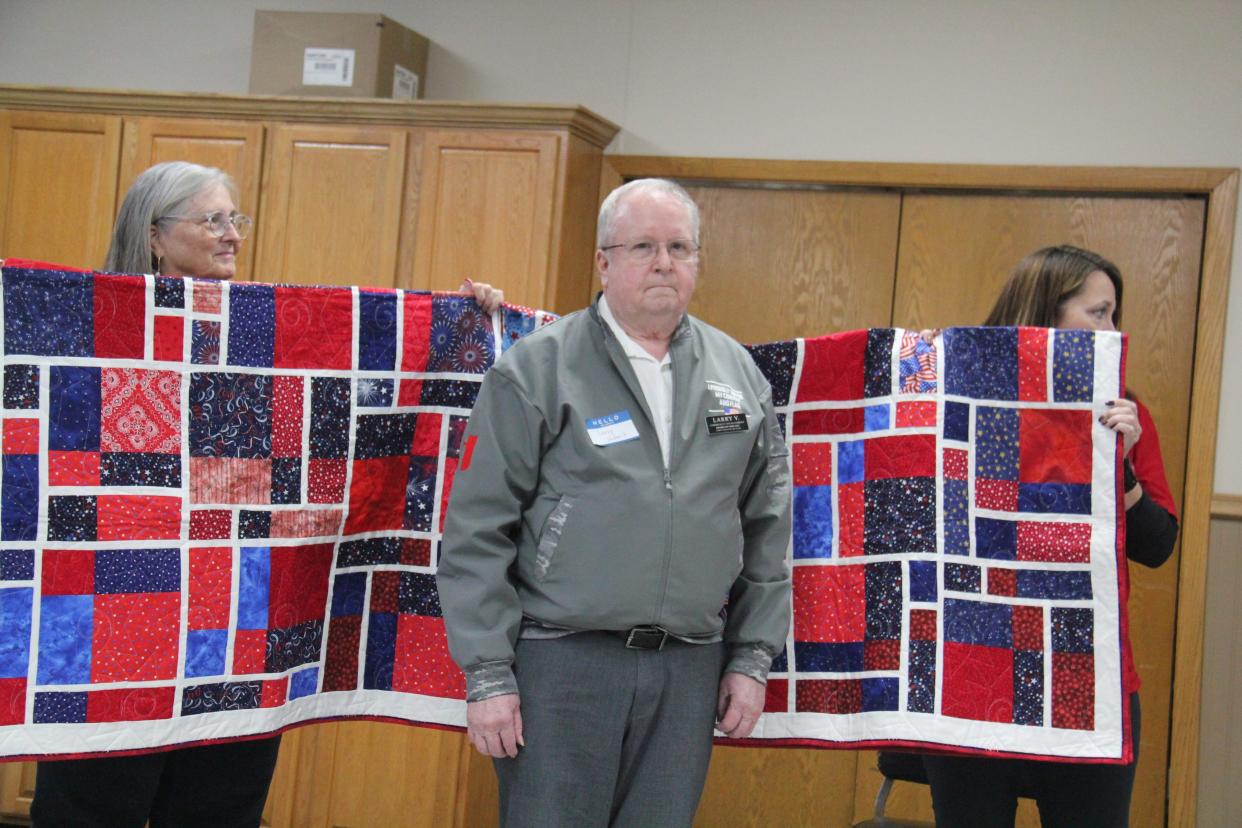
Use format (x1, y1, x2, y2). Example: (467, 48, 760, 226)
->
(437, 299, 792, 701)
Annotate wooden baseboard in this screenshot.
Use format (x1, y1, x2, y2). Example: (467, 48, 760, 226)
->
(1212, 493, 1242, 520)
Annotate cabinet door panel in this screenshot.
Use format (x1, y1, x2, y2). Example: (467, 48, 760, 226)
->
(413, 130, 559, 307)
(0, 759, 35, 821)
(257, 124, 406, 288)
(0, 110, 120, 269)
(119, 117, 264, 279)
(684, 185, 901, 342)
(883, 192, 1204, 828)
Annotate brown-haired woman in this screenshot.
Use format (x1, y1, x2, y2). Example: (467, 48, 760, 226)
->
(921, 245, 1179, 827)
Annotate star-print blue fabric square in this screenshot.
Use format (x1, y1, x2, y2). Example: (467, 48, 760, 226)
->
(943, 479, 970, 555)
(1051, 607, 1093, 653)
(154, 276, 184, 309)
(0, 550, 34, 581)
(100, 453, 180, 487)
(226, 283, 276, 367)
(863, 478, 936, 555)
(975, 406, 1019, 480)
(48, 366, 101, 452)
(403, 457, 438, 533)
(1013, 650, 1043, 725)
(239, 511, 271, 540)
(94, 549, 180, 593)
(793, 486, 833, 558)
(446, 415, 470, 458)
(944, 327, 1018, 401)
(3, 269, 94, 357)
(310, 378, 351, 460)
(338, 538, 401, 567)
(354, 413, 416, 459)
(358, 291, 397, 371)
(795, 642, 863, 672)
(945, 563, 980, 593)
(864, 329, 895, 398)
(907, 640, 936, 713)
(3, 364, 39, 410)
(397, 571, 442, 616)
(47, 496, 96, 542)
(418, 378, 480, 408)
(746, 340, 797, 407)
(271, 458, 301, 505)
(864, 562, 902, 639)
(33, 691, 87, 723)
(189, 373, 272, 458)
(1053, 329, 1095, 402)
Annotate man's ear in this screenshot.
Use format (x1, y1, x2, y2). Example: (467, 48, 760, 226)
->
(595, 248, 609, 288)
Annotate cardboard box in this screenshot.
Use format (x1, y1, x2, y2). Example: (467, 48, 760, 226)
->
(249, 11, 429, 99)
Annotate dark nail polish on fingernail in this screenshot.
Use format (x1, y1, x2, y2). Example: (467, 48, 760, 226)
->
(1105, 401, 1115, 407)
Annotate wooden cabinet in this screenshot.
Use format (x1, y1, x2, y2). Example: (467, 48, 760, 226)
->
(0, 87, 616, 311)
(0, 85, 617, 828)
(0, 109, 121, 268)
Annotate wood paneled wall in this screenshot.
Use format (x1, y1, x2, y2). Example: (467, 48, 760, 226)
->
(605, 156, 1236, 828)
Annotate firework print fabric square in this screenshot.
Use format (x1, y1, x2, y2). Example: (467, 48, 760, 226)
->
(0, 261, 1124, 764)
(746, 325, 1129, 763)
(0, 262, 555, 760)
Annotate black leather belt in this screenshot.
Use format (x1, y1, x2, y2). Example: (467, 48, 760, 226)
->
(622, 625, 670, 650)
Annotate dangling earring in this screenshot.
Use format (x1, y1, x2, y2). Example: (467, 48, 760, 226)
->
(155, 255, 163, 275)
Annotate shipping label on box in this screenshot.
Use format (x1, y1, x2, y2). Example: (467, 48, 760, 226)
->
(303, 48, 355, 87)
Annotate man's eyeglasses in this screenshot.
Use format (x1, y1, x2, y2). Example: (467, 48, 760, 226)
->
(160, 210, 253, 240)
(599, 238, 699, 264)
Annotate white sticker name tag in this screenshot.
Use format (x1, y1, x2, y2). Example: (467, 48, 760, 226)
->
(586, 410, 640, 447)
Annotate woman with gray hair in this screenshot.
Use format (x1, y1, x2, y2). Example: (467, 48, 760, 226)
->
(31, 161, 280, 828)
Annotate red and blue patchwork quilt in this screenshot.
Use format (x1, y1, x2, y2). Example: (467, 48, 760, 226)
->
(0, 262, 1128, 762)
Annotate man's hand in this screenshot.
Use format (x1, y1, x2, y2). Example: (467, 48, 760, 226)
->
(716, 672, 766, 739)
(467, 693, 524, 758)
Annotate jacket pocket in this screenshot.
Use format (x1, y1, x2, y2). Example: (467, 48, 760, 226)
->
(534, 494, 575, 581)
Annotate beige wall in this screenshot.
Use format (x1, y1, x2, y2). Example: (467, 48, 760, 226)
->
(1, 1, 1239, 495)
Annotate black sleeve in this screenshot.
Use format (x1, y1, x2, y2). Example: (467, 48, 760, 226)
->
(1125, 489, 1179, 568)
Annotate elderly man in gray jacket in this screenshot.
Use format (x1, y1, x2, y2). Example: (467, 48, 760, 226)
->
(437, 178, 792, 827)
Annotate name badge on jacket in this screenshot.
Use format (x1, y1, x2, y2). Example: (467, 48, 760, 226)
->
(706, 413, 748, 435)
(587, 410, 641, 446)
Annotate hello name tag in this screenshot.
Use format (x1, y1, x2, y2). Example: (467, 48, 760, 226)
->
(586, 410, 641, 446)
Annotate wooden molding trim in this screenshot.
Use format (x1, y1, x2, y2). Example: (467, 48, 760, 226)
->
(0, 84, 620, 148)
(1166, 168, 1237, 828)
(1211, 493, 1242, 520)
(606, 154, 1237, 194)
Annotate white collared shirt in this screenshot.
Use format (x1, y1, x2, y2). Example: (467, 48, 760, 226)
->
(598, 295, 673, 467)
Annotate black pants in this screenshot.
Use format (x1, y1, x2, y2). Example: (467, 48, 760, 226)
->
(31, 735, 281, 828)
(923, 694, 1140, 828)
